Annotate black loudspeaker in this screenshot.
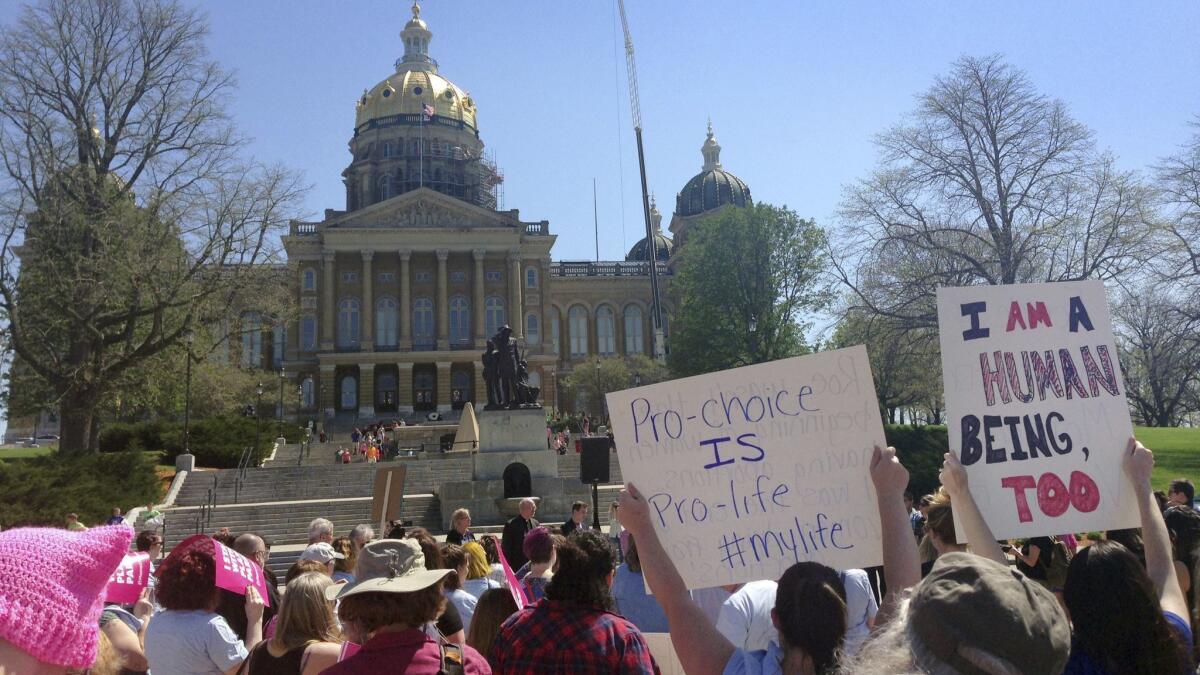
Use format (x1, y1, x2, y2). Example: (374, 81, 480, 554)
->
(579, 437, 613, 484)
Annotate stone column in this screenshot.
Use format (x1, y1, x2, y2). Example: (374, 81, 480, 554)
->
(436, 361, 452, 413)
(472, 248, 486, 348)
(360, 250, 374, 352)
(398, 362, 414, 414)
(399, 250, 412, 351)
(436, 249, 449, 351)
(358, 363, 375, 418)
(319, 363, 336, 419)
(320, 252, 335, 350)
(508, 250, 523, 340)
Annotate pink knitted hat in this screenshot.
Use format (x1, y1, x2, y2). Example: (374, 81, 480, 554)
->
(0, 524, 133, 669)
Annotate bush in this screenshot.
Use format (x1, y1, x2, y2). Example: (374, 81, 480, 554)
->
(99, 416, 306, 469)
(884, 424, 949, 498)
(0, 451, 161, 528)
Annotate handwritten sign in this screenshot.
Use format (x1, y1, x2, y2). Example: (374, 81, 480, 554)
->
(104, 552, 152, 605)
(936, 280, 1138, 540)
(212, 538, 272, 608)
(607, 346, 887, 589)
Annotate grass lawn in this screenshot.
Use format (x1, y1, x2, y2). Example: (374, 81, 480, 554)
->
(0, 446, 53, 460)
(1136, 426, 1200, 491)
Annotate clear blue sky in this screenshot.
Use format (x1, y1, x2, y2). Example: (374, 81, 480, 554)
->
(176, 0, 1200, 262)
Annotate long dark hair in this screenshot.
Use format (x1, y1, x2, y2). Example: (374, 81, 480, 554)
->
(545, 531, 616, 611)
(1063, 540, 1189, 673)
(774, 562, 847, 675)
(1164, 506, 1200, 636)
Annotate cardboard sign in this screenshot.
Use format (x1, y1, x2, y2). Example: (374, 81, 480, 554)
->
(936, 280, 1138, 540)
(104, 552, 152, 605)
(607, 346, 887, 589)
(212, 538, 272, 608)
(371, 466, 408, 529)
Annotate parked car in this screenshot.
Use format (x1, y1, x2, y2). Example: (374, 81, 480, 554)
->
(36, 434, 59, 441)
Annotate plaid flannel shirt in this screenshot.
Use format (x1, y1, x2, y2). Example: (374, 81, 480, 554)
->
(489, 598, 660, 674)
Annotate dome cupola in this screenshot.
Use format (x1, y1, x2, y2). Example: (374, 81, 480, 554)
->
(675, 120, 751, 218)
(627, 196, 673, 262)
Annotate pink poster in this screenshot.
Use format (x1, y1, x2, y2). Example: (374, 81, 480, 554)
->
(494, 538, 527, 609)
(104, 552, 152, 605)
(212, 538, 272, 608)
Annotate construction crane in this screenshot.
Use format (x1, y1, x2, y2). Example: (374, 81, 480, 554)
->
(617, 0, 666, 363)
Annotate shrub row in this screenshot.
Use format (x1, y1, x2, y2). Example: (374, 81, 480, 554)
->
(0, 451, 161, 528)
(99, 416, 306, 468)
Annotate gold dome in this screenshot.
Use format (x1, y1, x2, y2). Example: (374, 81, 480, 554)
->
(353, 2, 478, 133)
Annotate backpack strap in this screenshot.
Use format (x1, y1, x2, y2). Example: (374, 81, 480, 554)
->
(439, 642, 466, 675)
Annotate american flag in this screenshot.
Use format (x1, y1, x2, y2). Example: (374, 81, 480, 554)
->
(422, 103, 435, 121)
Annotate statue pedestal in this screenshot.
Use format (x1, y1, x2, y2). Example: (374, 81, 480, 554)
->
(476, 408, 546, 453)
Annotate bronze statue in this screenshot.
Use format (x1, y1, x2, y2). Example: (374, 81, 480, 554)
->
(482, 340, 501, 409)
(482, 325, 540, 409)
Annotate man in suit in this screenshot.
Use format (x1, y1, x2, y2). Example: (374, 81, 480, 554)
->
(502, 497, 539, 570)
(562, 500, 590, 537)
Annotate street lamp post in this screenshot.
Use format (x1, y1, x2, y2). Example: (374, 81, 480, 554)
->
(183, 331, 194, 456)
(254, 382, 264, 453)
(277, 368, 285, 439)
(594, 358, 607, 420)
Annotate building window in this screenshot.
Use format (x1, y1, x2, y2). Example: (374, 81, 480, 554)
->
(376, 296, 398, 348)
(340, 374, 358, 410)
(272, 323, 286, 368)
(450, 271, 466, 283)
(300, 315, 317, 351)
(378, 272, 395, 283)
(485, 296, 506, 337)
(338, 298, 360, 348)
(302, 268, 316, 292)
(413, 297, 434, 349)
(485, 270, 502, 282)
(526, 313, 540, 344)
(449, 296, 470, 345)
(341, 271, 358, 284)
(415, 271, 432, 283)
(451, 370, 471, 408)
(379, 174, 393, 201)
(525, 267, 538, 288)
(624, 305, 644, 355)
(596, 306, 616, 356)
(547, 307, 560, 356)
(300, 376, 314, 408)
(569, 306, 588, 357)
(382, 141, 393, 158)
(240, 312, 262, 369)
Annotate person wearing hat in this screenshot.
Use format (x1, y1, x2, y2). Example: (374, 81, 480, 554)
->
(299, 541, 345, 577)
(321, 538, 491, 674)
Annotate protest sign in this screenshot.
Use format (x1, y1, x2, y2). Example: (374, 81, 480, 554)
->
(212, 538, 272, 607)
(607, 345, 887, 589)
(936, 280, 1138, 541)
(104, 552, 152, 605)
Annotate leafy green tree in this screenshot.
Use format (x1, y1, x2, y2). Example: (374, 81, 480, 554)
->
(0, 0, 305, 453)
(830, 310, 941, 423)
(668, 202, 829, 377)
(559, 355, 669, 417)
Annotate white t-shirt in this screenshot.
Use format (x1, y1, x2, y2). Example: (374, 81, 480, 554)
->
(144, 610, 247, 675)
(840, 569, 879, 656)
(716, 580, 778, 652)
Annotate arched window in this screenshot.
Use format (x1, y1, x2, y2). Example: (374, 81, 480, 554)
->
(525, 267, 538, 289)
(378, 175, 393, 201)
(624, 305, 644, 355)
(302, 269, 316, 292)
(449, 296, 470, 345)
(596, 306, 616, 356)
(338, 298, 360, 348)
(547, 307, 560, 356)
(382, 141, 393, 158)
(376, 297, 398, 348)
(525, 313, 540, 344)
(339, 374, 358, 410)
(299, 315, 317, 351)
(300, 376, 314, 409)
(272, 323, 286, 368)
(240, 312, 262, 369)
(569, 306, 588, 357)
(412, 297, 434, 349)
(485, 296, 506, 337)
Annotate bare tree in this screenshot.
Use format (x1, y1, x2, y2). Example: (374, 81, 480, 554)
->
(1115, 285, 1200, 427)
(1155, 118, 1200, 307)
(0, 0, 305, 453)
(835, 55, 1153, 326)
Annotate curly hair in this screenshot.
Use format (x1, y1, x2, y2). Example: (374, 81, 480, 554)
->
(331, 536, 356, 574)
(545, 530, 616, 611)
(156, 550, 217, 611)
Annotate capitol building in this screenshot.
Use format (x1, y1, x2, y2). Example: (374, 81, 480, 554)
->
(252, 4, 753, 422)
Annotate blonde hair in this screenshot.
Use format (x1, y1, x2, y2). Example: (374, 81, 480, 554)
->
(271, 572, 341, 651)
(463, 541, 490, 580)
(452, 508, 471, 528)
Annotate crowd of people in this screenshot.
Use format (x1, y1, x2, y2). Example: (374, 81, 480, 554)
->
(3, 436, 1199, 673)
